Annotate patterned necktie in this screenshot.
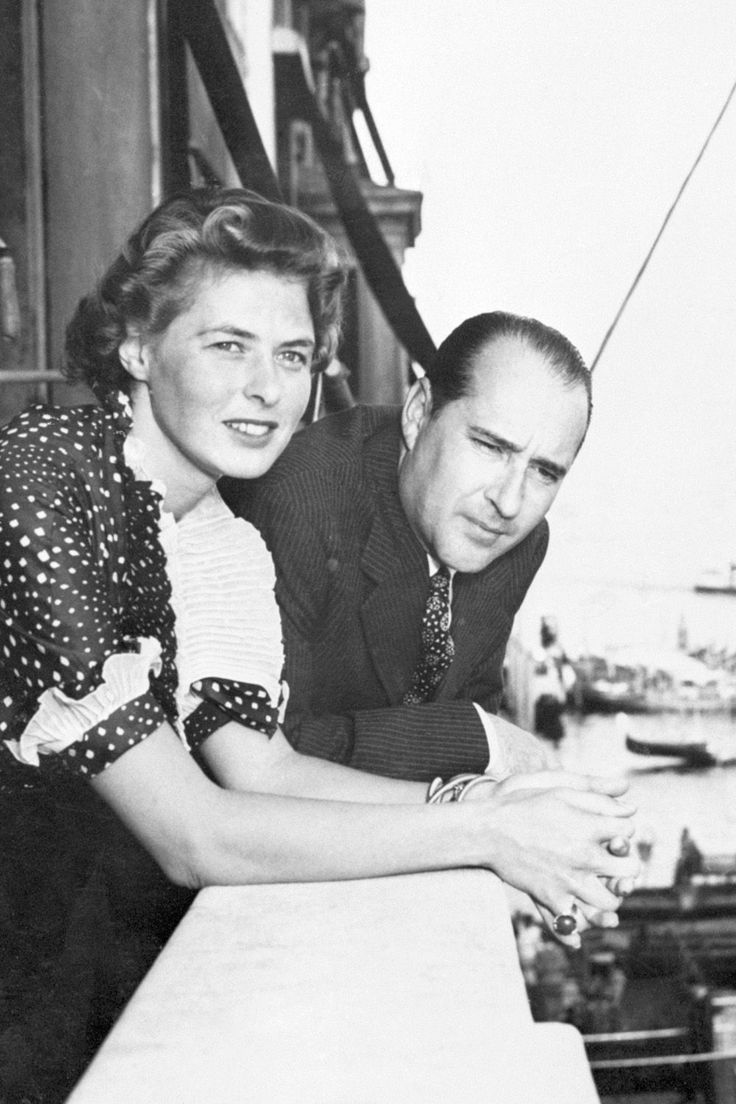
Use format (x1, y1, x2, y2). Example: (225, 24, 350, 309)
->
(403, 566, 455, 704)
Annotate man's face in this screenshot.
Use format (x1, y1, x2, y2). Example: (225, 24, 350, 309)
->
(398, 337, 589, 573)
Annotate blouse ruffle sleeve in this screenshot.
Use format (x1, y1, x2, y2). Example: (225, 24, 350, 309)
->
(4, 637, 165, 775)
(0, 404, 290, 780)
(184, 677, 283, 749)
(0, 406, 172, 780)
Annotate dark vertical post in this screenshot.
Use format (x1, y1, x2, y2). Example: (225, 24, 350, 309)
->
(176, 0, 283, 201)
(157, 0, 191, 195)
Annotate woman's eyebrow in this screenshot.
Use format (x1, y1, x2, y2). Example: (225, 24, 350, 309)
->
(197, 324, 256, 338)
(197, 325, 315, 348)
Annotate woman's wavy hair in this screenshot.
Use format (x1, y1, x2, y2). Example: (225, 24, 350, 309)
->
(64, 187, 346, 399)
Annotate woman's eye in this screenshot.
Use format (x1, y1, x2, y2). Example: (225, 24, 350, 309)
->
(279, 350, 309, 369)
(212, 340, 242, 354)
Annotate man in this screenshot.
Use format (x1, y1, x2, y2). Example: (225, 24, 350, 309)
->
(227, 311, 591, 782)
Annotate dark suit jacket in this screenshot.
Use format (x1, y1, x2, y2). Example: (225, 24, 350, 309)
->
(223, 406, 548, 781)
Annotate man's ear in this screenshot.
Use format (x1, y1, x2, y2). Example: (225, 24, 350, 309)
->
(401, 377, 433, 451)
(118, 332, 151, 384)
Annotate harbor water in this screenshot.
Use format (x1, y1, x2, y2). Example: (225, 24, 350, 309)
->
(558, 708, 736, 887)
(517, 580, 736, 888)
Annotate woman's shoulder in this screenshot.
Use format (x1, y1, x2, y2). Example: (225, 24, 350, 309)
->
(0, 403, 126, 511)
(0, 402, 115, 464)
(2, 401, 109, 439)
(2, 400, 106, 437)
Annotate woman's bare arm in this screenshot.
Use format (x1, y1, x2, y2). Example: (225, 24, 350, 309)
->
(200, 724, 426, 802)
(91, 722, 639, 926)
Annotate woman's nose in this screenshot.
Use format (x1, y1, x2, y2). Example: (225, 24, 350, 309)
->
(244, 352, 281, 404)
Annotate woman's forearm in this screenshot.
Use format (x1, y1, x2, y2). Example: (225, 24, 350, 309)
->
(92, 724, 640, 923)
(92, 724, 472, 885)
(201, 724, 427, 803)
(207, 788, 476, 883)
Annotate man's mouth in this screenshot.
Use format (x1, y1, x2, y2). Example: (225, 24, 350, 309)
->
(467, 517, 510, 539)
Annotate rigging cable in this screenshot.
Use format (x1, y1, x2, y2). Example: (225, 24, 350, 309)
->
(590, 73, 736, 372)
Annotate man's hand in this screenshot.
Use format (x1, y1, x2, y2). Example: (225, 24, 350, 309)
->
(487, 714, 557, 777)
(474, 770, 640, 945)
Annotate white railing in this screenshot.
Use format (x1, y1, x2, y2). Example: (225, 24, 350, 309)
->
(66, 869, 599, 1103)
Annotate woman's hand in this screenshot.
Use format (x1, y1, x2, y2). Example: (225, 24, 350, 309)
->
(471, 770, 640, 945)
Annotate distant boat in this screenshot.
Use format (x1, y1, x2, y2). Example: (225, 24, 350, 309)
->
(572, 655, 649, 713)
(616, 710, 720, 769)
(625, 731, 718, 769)
(579, 677, 649, 714)
(694, 564, 736, 595)
(573, 648, 736, 715)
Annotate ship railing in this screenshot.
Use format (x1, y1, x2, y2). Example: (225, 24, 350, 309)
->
(65, 869, 600, 1104)
(585, 1025, 736, 1100)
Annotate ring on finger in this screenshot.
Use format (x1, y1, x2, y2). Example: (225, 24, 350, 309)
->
(552, 904, 578, 936)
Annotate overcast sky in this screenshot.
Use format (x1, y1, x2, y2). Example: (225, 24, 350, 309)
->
(363, 3, 736, 606)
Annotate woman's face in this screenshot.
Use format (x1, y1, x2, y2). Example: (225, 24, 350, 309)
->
(123, 267, 315, 507)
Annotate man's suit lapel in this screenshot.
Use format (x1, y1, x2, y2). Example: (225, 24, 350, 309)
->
(439, 557, 519, 698)
(359, 423, 428, 702)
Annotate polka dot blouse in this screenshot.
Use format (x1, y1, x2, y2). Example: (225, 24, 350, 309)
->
(0, 393, 286, 780)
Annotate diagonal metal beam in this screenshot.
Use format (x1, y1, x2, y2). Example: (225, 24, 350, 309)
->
(174, 0, 283, 202)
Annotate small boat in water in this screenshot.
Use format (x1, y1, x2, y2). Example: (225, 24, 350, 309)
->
(572, 655, 649, 713)
(624, 731, 718, 768)
(694, 563, 736, 595)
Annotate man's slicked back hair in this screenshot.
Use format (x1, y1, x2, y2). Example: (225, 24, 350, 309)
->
(426, 311, 592, 424)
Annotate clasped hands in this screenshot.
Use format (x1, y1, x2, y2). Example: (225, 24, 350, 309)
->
(465, 767, 641, 948)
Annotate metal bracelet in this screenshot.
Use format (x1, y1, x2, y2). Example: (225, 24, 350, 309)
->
(426, 772, 498, 804)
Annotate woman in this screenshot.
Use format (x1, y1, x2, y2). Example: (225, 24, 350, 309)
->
(0, 188, 637, 1099)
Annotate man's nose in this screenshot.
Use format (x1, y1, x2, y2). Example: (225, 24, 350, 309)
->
(486, 463, 525, 519)
(244, 351, 281, 405)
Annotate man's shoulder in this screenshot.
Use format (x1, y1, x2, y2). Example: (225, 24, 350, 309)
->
(221, 405, 400, 518)
(264, 404, 399, 485)
(522, 517, 550, 557)
(479, 518, 549, 586)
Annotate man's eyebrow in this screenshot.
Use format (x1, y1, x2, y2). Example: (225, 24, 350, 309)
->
(468, 424, 521, 453)
(534, 457, 568, 480)
(467, 424, 569, 479)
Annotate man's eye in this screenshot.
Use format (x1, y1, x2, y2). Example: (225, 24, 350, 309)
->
(534, 466, 560, 485)
(473, 437, 502, 454)
(212, 341, 242, 353)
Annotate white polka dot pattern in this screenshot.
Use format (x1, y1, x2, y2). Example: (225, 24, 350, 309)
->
(3, 636, 164, 771)
(0, 397, 285, 779)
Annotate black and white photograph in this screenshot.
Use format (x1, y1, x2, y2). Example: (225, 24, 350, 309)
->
(1, 2, 736, 1101)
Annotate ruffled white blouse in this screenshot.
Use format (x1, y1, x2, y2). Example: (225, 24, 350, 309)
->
(158, 482, 286, 724)
(4, 429, 286, 771)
